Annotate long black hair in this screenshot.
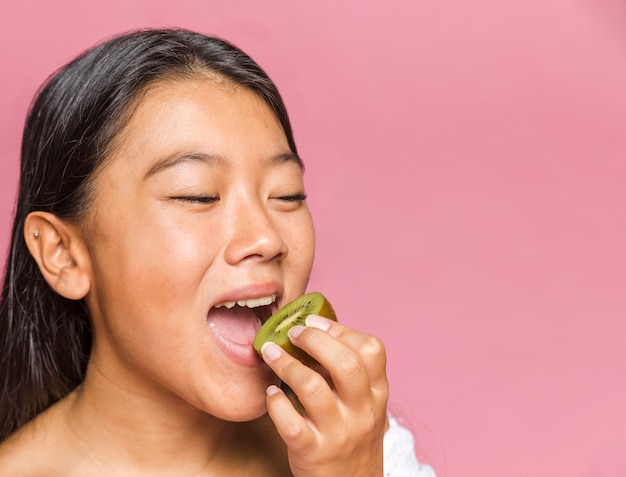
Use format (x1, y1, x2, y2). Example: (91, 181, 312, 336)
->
(0, 28, 297, 441)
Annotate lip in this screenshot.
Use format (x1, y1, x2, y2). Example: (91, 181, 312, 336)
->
(207, 281, 283, 367)
(209, 328, 266, 367)
(210, 282, 283, 310)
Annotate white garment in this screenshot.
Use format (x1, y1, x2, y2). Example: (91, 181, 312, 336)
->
(383, 416, 436, 477)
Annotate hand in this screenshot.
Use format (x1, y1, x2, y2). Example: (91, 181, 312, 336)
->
(260, 315, 389, 477)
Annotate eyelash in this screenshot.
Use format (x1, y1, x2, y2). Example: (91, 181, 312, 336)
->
(171, 195, 219, 204)
(275, 193, 307, 202)
(170, 193, 306, 204)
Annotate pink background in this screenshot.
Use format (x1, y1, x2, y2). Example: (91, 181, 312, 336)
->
(1, 1, 625, 475)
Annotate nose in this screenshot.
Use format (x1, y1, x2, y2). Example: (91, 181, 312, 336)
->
(223, 198, 289, 265)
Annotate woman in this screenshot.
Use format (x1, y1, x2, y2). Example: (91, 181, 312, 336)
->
(0, 28, 433, 476)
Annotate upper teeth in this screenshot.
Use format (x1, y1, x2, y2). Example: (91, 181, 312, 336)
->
(214, 294, 277, 309)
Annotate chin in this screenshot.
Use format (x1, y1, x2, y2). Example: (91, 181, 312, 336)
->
(210, 398, 269, 423)
(193, 376, 276, 423)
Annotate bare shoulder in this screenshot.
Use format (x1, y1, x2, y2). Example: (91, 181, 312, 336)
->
(0, 402, 292, 476)
(0, 423, 58, 476)
(0, 430, 44, 476)
(0, 399, 76, 476)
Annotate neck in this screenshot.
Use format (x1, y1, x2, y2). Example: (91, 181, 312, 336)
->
(66, 362, 245, 474)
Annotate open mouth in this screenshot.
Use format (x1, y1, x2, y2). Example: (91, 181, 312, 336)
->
(208, 295, 278, 347)
(214, 294, 278, 324)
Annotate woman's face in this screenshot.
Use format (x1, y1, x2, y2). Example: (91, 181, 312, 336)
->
(82, 78, 315, 421)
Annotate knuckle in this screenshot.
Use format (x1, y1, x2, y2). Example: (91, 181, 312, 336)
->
(281, 419, 308, 443)
(301, 326, 325, 347)
(360, 335, 386, 361)
(299, 373, 326, 398)
(336, 351, 362, 377)
(360, 408, 386, 436)
(280, 356, 302, 375)
(333, 433, 351, 453)
(379, 382, 390, 401)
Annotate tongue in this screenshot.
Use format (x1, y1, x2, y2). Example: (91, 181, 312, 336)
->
(207, 306, 261, 345)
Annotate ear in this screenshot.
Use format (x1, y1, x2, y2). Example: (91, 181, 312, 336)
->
(24, 211, 91, 300)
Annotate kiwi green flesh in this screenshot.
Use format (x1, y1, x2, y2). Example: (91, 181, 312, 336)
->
(253, 292, 336, 367)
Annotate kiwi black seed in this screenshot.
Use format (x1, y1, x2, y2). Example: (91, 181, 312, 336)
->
(253, 291, 337, 367)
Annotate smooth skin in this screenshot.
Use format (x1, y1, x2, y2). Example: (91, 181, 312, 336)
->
(0, 77, 389, 476)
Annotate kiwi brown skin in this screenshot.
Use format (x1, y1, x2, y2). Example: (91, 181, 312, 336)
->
(253, 291, 337, 367)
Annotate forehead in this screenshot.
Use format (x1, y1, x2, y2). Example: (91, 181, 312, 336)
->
(87, 77, 299, 202)
(112, 77, 286, 152)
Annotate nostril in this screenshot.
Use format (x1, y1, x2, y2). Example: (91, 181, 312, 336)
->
(224, 225, 288, 265)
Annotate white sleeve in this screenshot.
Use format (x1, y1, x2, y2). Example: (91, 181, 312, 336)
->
(383, 415, 436, 477)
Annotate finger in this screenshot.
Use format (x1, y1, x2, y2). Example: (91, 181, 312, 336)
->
(261, 342, 339, 429)
(288, 324, 373, 407)
(305, 315, 389, 393)
(279, 381, 306, 416)
(265, 384, 315, 452)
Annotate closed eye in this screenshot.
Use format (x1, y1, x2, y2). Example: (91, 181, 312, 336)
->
(275, 193, 307, 202)
(170, 195, 219, 204)
(270, 193, 307, 211)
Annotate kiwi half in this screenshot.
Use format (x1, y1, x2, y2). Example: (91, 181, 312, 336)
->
(253, 291, 337, 367)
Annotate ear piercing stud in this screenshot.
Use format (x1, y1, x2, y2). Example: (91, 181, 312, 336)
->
(33, 231, 40, 239)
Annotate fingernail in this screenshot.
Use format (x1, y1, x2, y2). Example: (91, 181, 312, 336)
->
(261, 342, 283, 361)
(288, 325, 306, 340)
(305, 314, 331, 331)
(266, 384, 281, 397)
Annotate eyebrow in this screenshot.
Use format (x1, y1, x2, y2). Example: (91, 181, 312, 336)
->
(271, 151, 304, 170)
(144, 152, 224, 179)
(144, 150, 303, 180)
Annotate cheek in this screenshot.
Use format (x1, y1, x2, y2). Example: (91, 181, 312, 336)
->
(140, 206, 218, 260)
(284, 212, 316, 274)
(89, 209, 220, 310)
(85, 214, 215, 364)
